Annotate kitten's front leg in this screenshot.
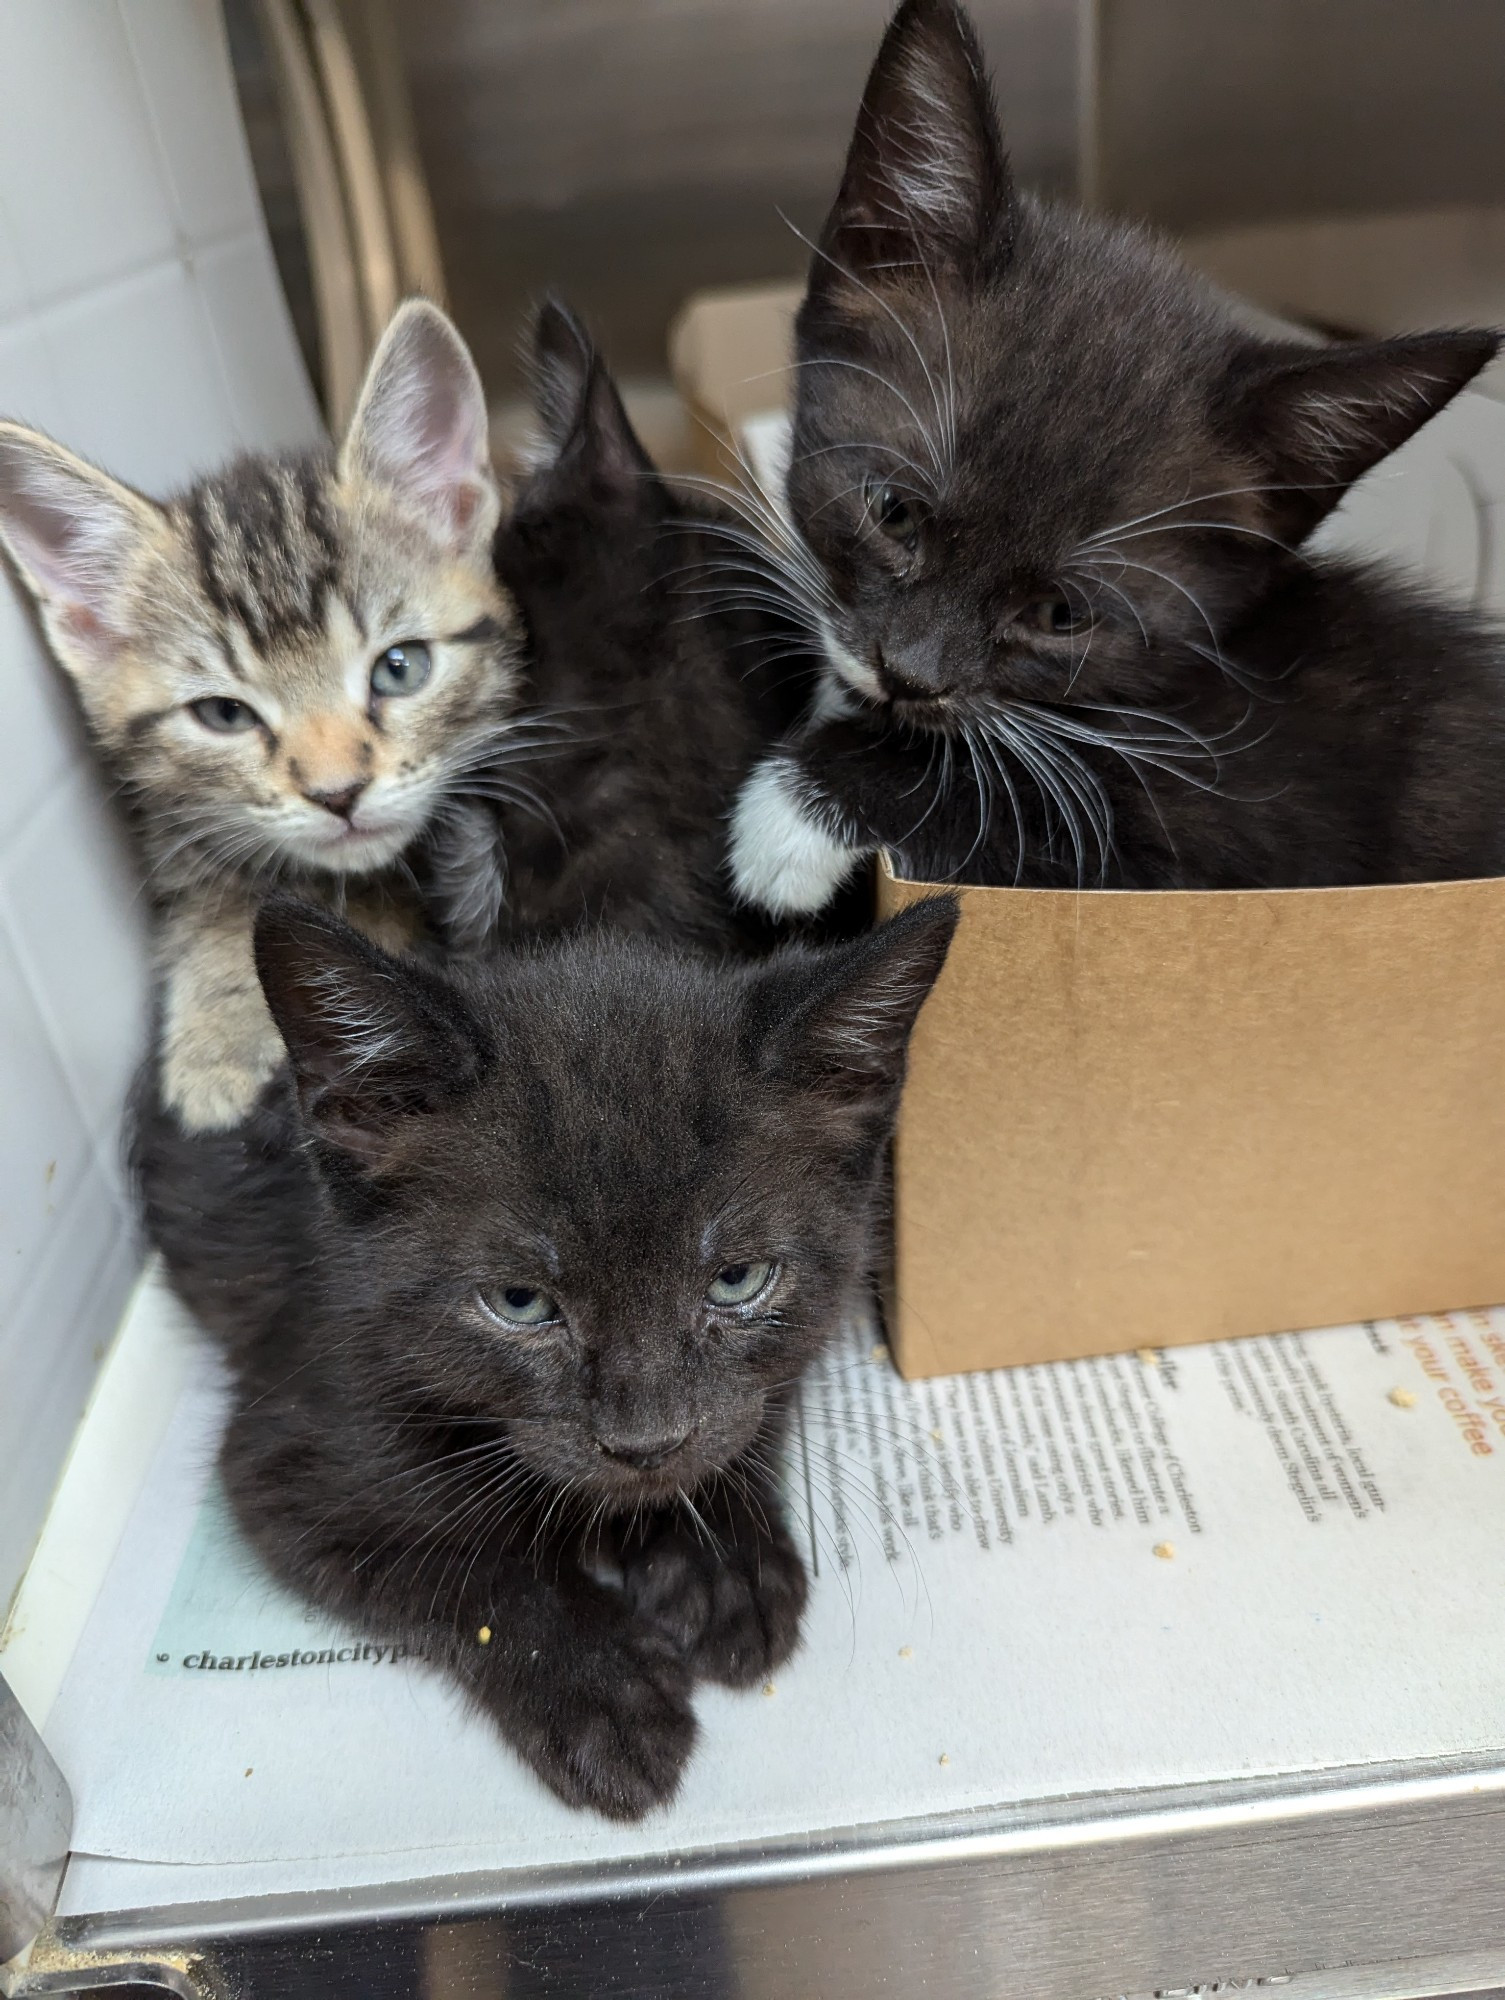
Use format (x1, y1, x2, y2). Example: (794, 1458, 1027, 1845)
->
(729, 717, 939, 916)
(229, 1431, 698, 1817)
(425, 797, 507, 955)
(621, 1464, 808, 1687)
(454, 1564, 698, 1819)
(158, 904, 283, 1131)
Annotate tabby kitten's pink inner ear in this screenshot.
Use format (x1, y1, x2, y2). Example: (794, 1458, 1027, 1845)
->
(0, 422, 163, 673)
(339, 298, 499, 552)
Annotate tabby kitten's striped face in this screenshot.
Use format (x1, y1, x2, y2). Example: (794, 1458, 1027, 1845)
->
(0, 301, 520, 884)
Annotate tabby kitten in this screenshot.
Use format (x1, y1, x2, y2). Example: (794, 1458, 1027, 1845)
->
(430, 300, 812, 954)
(132, 893, 958, 1818)
(0, 300, 522, 1129)
(729, 0, 1505, 912)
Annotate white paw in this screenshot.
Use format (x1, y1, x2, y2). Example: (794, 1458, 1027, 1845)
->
(729, 757, 864, 916)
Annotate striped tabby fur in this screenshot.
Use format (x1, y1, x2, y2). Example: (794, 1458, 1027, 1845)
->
(0, 300, 523, 1129)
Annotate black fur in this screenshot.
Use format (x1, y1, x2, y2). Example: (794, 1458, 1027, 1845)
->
(132, 894, 957, 1819)
(428, 302, 815, 953)
(733, 0, 1505, 903)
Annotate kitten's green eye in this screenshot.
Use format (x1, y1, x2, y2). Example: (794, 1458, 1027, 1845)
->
(189, 695, 261, 734)
(1026, 593, 1091, 638)
(706, 1260, 777, 1307)
(370, 640, 432, 698)
(865, 481, 925, 550)
(476, 1283, 561, 1330)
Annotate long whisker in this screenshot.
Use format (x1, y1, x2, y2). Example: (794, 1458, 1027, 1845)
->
(777, 207, 952, 480)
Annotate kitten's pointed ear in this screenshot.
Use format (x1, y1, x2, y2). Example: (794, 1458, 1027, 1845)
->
(254, 897, 491, 1176)
(757, 896, 959, 1112)
(527, 297, 655, 491)
(0, 422, 164, 677)
(818, 0, 1012, 287)
(1227, 329, 1502, 542)
(339, 298, 500, 553)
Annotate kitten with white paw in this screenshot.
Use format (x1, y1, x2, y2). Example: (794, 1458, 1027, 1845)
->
(0, 300, 524, 1129)
(732, 0, 1505, 910)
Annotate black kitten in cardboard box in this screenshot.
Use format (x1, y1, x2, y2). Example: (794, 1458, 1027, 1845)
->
(133, 894, 956, 1818)
(730, 0, 1505, 911)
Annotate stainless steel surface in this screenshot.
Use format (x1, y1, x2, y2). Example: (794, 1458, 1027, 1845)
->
(0, 1678, 71, 1966)
(5, 1945, 209, 1998)
(32, 1759, 1505, 1998)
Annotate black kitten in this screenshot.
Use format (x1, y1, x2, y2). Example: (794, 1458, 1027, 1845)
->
(132, 894, 956, 1818)
(430, 301, 813, 954)
(729, 0, 1505, 911)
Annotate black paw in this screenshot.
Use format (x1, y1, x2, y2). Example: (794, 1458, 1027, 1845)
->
(623, 1522, 808, 1689)
(520, 1624, 697, 1822)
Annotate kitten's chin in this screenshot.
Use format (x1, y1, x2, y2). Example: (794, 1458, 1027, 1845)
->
(290, 820, 417, 875)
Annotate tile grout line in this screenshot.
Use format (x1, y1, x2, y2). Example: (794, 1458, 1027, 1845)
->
(0, 219, 264, 346)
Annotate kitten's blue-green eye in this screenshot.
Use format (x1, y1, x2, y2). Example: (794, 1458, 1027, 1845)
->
(476, 1283, 561, 1330)
(189, 695, 261, 734)
(706, 1259, 777, 1307)
(370, 640, 432, 698)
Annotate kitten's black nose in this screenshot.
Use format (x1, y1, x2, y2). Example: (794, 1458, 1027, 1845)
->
(874, 644, 952, 704)
(305, 780, 367, 821)
(596, 1428, 691, 1471)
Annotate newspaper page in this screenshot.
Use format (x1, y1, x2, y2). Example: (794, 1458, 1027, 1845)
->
(42, 1283, 1505, 1878)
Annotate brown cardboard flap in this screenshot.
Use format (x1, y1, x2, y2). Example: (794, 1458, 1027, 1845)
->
(667, 283, 800, 472)
(878, 858, 1505, 1377)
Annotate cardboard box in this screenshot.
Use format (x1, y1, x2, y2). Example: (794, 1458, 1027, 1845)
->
(668, 281, 802, 475)
(878, 861, 1505, 1375)
(671, 283, 1505, 1379)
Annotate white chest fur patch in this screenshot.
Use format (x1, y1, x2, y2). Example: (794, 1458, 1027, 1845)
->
(729, 756, 864, 916)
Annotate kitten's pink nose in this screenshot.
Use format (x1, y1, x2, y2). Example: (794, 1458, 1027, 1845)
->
(304, 780, 367, 821)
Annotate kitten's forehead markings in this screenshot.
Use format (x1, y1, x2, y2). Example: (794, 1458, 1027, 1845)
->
(207, 624, 249, 683)
(181, 455, 342, 648)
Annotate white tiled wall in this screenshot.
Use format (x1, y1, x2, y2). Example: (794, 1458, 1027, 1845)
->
(0, 0, 321, 1614)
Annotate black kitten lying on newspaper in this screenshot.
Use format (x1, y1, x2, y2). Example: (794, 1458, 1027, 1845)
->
(730, 0, 1505, 911)
(134, 894, 956, 1818)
